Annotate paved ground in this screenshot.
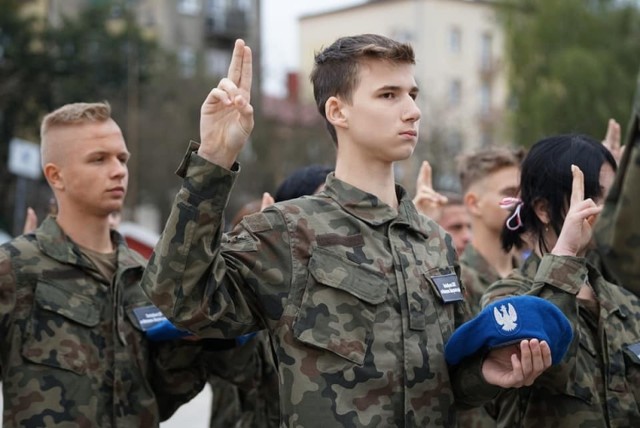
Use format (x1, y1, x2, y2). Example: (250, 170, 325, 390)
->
(0, 383, 213, 427)
(161, 385, 213, 428)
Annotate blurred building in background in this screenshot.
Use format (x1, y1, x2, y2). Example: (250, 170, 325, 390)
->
(297, 0, 508, 190)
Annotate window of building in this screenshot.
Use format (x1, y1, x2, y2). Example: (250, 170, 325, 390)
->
(178, 46, 196, 78)
(480, 82, 492, 113)
(205, 48, 231, 77)
(450, 79, 462, 106)
(178, 0, 201, 15)
(481, 130, 493, 147)
(206, 0, 227, 31)
(480, 32, 493, 69)
(449, 27, 462, 53)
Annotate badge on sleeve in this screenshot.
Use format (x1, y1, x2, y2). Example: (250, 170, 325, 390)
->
(430, 273, 464, 303)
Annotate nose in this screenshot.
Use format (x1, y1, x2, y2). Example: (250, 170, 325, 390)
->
(111, 157, 128, 179)
(403, 96, 421, 123)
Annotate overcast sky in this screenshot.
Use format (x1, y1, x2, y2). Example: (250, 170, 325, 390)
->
(260, 0, 365, 97)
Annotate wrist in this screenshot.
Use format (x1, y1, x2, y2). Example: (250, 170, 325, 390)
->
(550, 245, 577, 257)
(197, 146, 237, 170)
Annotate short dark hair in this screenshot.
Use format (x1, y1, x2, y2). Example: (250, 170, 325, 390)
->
(275, 164, 333, 202)
(501, 134, 617, 253)
(310, 34, 415, 145)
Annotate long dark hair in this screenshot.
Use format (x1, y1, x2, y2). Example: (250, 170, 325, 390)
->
(501, 134, 617, 254)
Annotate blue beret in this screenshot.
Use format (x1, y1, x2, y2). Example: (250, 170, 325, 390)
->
(444, 295, 573, 366)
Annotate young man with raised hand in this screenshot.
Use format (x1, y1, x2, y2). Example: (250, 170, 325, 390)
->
(141, 36, 551, 427)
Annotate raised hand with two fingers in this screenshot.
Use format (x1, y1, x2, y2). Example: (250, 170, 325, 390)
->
(551, 165, 603, 258)
(199, 39, 254, 169)
(412, 160, 448, 221)
(602, 118, 624, 164)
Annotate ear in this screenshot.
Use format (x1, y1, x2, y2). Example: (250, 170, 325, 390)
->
(463, 192, 481, 216)
(44, 163, 64, 191)
(324, 96, 348, 130)
(532, 198, 551, 225)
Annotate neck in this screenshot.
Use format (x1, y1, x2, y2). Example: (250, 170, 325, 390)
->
(334, 157, 398, 208)
(471, 224, 513, 278)
(56, 207, 114, 254)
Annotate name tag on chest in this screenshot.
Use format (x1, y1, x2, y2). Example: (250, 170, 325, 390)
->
(625, 342, 640, 364)
(132, 305, 168, 331)
(431, 273, 464, 303)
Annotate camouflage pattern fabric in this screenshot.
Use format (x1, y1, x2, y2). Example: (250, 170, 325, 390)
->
(0, 216, 245, 427)
(456, 244, 525, 428)
(141, 146, 473, 427)
(209, 331, 280, 428)
(460, 244, 520, 316)
(595, 71, 640, 295)
(474, 252, 640, 427)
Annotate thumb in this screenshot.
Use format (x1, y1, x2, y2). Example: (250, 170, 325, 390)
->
(261, 192, 275, 211)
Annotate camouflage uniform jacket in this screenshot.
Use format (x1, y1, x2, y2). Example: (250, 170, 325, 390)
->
(0, 216, 215, 428)
(460, 244, 521, 315)
(141, 147, 472, 427)
(595, 70, 640, 295)
(476, 253, 640, 427)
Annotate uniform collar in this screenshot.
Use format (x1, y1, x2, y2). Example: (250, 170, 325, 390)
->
(322, 173, 430, 238)
(36, 216, 143, 271)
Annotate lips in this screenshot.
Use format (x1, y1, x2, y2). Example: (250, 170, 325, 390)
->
(400, 130, 418, 137)
(108, 187, 125, 195)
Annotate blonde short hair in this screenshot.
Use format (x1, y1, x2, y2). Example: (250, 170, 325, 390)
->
(457, 147, 524, 194)
(40, 102, 112, 166)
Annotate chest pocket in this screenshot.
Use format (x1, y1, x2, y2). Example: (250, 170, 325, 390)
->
(293, 247, 388, 366)
(22, 281, 101, 375)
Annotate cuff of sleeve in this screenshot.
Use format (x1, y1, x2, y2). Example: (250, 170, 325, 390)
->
(452, 353, 502, 408)
(175, 140, 240, 177)
(175, 141, 240, 201)
(534, 254, 588, 294)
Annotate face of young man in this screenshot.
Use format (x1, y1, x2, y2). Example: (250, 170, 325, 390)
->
(473, 166, 520, 234)
(339, 59, 421, 164)
(438, 204, 472, 255)
(47, 119, 130, 218)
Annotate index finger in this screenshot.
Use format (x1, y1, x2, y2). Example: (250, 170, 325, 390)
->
(238, 44, 253, 93)
(603, 118, 621, 151)
(570, 165, 585, 207)
(416, 161, 433, 189)
(227, 39, 246, 85)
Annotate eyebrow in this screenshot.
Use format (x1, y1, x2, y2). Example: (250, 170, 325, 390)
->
(377, 85, 420, 94)
(85, 150, 131, 158)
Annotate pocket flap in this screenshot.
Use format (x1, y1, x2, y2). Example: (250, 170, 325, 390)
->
(35, 282, 100, 327)
(308, 247, 387, 305)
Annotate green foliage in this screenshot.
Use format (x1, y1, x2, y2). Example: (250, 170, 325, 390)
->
(45, 3, 157, 106)
(0, 0, 158, 232)
(499, 0, 640, 146)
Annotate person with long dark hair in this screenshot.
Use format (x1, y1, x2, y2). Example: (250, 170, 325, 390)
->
(481, 133, 640, 427)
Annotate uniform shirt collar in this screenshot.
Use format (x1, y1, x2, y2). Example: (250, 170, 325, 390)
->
(36, 215, 143, 271)
(322, 173, 430, 238)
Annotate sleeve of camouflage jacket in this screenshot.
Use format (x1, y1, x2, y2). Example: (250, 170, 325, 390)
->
(486, 254, 585, 392)
(149, 337, 261, 421)
(0, 250, 16, 374)
(594, 83, 640, 295)
(141, 145, 292, 338)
